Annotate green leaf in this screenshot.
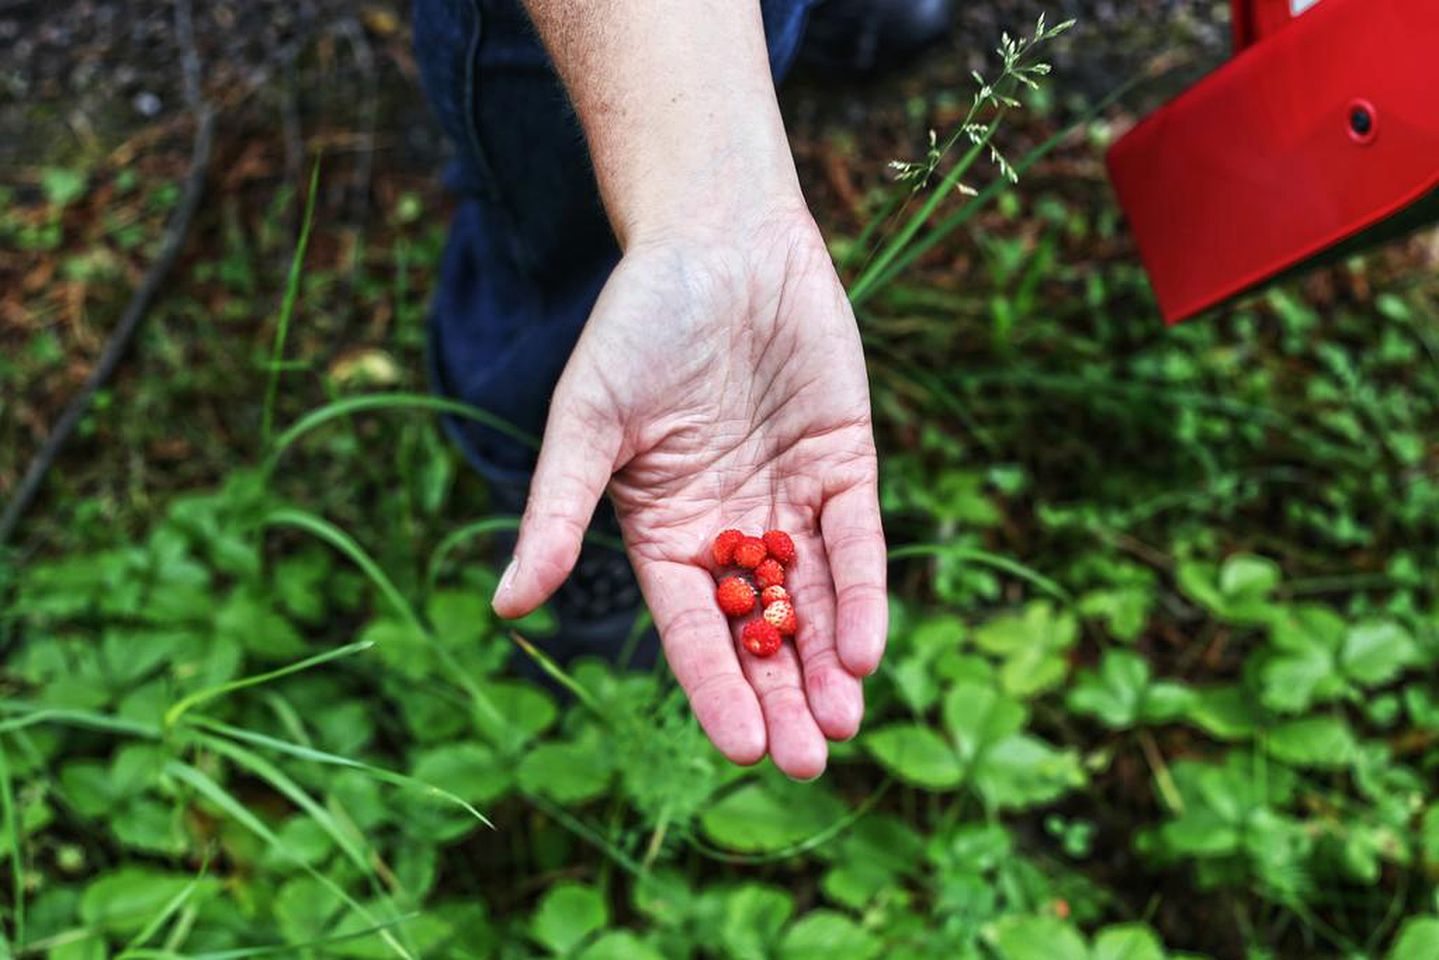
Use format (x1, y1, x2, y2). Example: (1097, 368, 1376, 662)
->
(484, 680, 558, 741)
(1067, 651, 1148, 728)
(275, 875, 343, 945)
(989, 915, 1088, 960)
(1258, 605, 1346, 713)
(112, 798, 184, 855)
(1421, 805, 1439, 870)
(778, 910, 881, 960)
(699, 782, 847, 853)
(579, 931, 665, 960)
(59, 762, 116, 818)
(1077, 586, 1153, 642)
(1183, 685, 1260, 741)
(714, 883, 794, 960)
(972, 734, 1084, 810)
(427, 590, 493, 648)
(410, 743, 510, 806)
(1142, 682, 1198, 724)
(216, 587, 307, 661)
(1388, 917, 1439, 960)
(1092, 924, 1165, 960)
(518, 735, 615, 805)
(272, 548, 333, 625)
(1219, 554, 1282, 598)
(1264, 716, 1357, 768)
(530, 882, 608, 955)
(42, 167, 88, 207)
(865, 723, 962, 790)
(80, 868, 215, 936)
(1177, 555, 1280, 625)
(1340, 621, 1415, 687)
(943, 682, 1026, 762)
(49, 935, 107, 960)
(973, 602, 1078, 697)
(363, 618, 433, 681)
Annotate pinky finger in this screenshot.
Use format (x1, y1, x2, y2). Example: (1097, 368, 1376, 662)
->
(820, 482, 889, 676)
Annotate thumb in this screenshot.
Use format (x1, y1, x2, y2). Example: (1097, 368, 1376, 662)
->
(491, 383, 625, 619)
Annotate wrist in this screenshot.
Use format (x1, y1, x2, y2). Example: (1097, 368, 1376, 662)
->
(621, 160, 810, 252)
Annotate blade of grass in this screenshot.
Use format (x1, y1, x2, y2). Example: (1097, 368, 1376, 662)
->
(261, 158, 321, 445)
(509, 633, 605, 717)
(164, 761, 415, 960)
(190, 733, 374, 876)
(888, 543, 1072, 604)
(523, 790, 643, 877)
(164, 640, 374, 730)
(187, 716, 493, 829)
(424, 516, 625, 595)
(0, 703, 159, 739)
(849, 113, 1005, 305)
(119, 913, 419, 959)
(854, 77, 1138, 304)
(264, 508, 509, 742)
(265, 394, 537, 474)
(424, 516, 520, 595)
(117, 855, 211, 958)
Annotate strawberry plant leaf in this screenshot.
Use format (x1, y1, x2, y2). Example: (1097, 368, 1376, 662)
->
(778, 910, 882, 960)
(988, 915, 1088, 960)
(530, 882, 608, 956)
(864, 723, 963, 790)
(1263, 716, 1358, 769)
(699, 782, 847, 854)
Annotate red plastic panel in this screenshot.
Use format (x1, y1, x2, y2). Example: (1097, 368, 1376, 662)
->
(1109, 0, 1439, 324)
(1232, 0, 1326, 51)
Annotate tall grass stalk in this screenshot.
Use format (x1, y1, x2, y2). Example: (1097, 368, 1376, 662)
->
(260, 159, 321, 445)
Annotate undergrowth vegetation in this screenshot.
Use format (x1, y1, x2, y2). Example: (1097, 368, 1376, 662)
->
(3, 15, 1439, 960)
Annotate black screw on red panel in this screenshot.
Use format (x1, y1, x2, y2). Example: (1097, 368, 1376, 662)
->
(1350, 105, 1373, 137)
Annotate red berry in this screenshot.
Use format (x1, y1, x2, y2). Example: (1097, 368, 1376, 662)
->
(712, 529, 745, 566)
(760, 585, 789, 606)
(763, 600, 797, 637)
(715, 577, 757, 617)
(732, 536, 767, 569)
(754, 558, 785, 590)
(762, 530, 796, 565)
(742, 619, 782, 657)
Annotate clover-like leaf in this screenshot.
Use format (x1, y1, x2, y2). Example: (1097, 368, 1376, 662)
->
(972, 602, 1078, 698)
(1177, 554, 1281, 625)
(531, 882, 608, 955)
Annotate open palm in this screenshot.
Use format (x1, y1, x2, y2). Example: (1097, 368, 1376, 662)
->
(492, 212, 887, 780)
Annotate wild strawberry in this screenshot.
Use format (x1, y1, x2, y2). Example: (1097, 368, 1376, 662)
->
(732, 536, 767, 569)
(742, 619, 782, 657)
(762, 530, 796, 565)
(763, 600, 797, 637)
(760, 585, 789, 606)
(754, 558, 785, 590)
(715, 576, 756, 617)
(712, 529, 745, 566)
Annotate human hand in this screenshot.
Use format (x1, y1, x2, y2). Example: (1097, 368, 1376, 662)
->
(492, 206, 887, 780)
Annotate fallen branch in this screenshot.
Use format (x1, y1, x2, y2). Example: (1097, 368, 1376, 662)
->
(0, 1, 215, 546)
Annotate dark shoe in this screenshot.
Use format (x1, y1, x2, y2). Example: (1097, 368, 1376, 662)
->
(800, 0, 954, 75)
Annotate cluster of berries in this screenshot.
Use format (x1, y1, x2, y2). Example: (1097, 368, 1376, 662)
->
(711, 529, 798, 659)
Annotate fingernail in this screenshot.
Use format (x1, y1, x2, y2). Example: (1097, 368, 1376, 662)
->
(493, 556, 519, 610)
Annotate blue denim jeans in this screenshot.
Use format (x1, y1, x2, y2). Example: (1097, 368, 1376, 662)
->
(412, 0, 815, 489)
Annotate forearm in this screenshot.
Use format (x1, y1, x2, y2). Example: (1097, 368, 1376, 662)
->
(520, 0, 805, 246)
